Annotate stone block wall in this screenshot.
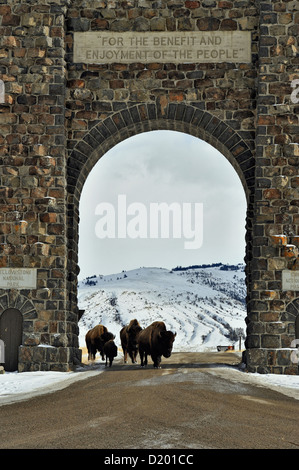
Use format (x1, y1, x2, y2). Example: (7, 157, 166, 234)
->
(0, 0, 81, 371)
(245, 0, 299, 374)
(0, 0, 298, 373)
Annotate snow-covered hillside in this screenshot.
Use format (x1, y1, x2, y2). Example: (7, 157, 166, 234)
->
(78, 264, 247, 352)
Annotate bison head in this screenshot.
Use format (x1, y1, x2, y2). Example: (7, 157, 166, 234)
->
(101, 331, 115, 342)
(160, 330, 176, 358)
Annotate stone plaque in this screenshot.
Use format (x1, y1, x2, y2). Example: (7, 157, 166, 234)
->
(282, 270, 299, 291)
(74, 31, 251, 64)
(0, 268, 37, 289)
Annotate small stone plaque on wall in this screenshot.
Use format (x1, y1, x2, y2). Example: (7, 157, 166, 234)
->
(282, 270, 299, 291)
(0, 268, 37, 289)
(74, 31, 251, 64)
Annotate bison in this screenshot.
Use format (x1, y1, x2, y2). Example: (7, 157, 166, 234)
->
(85, 324, 115, 361)
(104, 339, 118, 367)
(120, 319, 143, 364)
(137, 321, 176, 368)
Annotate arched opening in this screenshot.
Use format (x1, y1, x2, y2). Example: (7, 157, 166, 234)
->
(0, 308, 23, 371)
(78, 130, 247, 277)
(76, 129, 248, 354)
(66, 104, 255, 357)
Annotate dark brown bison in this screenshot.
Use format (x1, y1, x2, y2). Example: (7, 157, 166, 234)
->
(104, 339, 118, 367)
(85, 324, 115, 361)
(137, 321, 176, 368)
(120, 319, 143, 364)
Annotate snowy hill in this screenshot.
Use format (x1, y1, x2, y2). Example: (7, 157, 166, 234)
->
(78, 263, 247, 352)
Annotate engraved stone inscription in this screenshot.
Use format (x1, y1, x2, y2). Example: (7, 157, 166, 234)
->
(74, 31, 251, 64)
(282, 270, 299, 291)
(0, 268, 37, 289)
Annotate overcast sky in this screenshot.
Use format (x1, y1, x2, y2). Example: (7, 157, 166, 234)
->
(78, 130, 247, 279)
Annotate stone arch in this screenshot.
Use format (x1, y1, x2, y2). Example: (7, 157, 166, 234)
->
(0, 291, 36, 329)
(66, 102, 254, 350)
(67, 103, 255, 202)
(0, 291, 37, 372)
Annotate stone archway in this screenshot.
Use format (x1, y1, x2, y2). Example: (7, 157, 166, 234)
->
(0, 292, 35, 372)
(66, 102, 255, 361)
(67, 103, 255, 200)
(0, 308, 22, 371)
(0, 0, 298, 373)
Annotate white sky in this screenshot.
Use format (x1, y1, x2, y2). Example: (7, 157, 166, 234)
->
(78, 130, 247, 279)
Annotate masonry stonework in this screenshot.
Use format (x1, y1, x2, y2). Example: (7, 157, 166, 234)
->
(0, 0, 298, 373)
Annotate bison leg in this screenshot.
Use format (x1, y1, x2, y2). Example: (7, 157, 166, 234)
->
(87, 346, 91, 361)
(152, 355, 161, 368)
(139, 348, 145, 367)
(91, 345, 97, 361)
(139, 350, 144, 367)
(132, 350, 137, 364)
(129, 350, 136, 364)
(86, 342, 93, 361)
(123, 348, 128, 363)
(99, 346, 105, 361)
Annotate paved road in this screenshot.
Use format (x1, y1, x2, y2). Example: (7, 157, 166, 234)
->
(0, 352, 298, 449)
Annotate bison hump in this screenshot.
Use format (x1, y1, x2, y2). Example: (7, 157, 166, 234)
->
(151, 321, 166, 331)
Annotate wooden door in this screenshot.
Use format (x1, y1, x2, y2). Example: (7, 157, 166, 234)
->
(0, 308, 23, 371)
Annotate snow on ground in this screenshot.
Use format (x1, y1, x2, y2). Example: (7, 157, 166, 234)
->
(1, 355, 299, 406)
(0, 360, 104, 406)
(0, 264, 299, 405)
